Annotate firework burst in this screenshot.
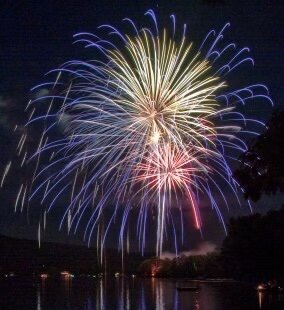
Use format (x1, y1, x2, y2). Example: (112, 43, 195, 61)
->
(3, 10, 273, 256)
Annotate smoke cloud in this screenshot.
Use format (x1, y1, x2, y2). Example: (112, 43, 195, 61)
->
(161, 241, 217, 260)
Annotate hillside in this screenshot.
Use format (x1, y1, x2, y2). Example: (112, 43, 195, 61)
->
(0, 235, 151, 275)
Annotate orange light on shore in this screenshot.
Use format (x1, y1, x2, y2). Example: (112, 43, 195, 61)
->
(151, 263, 160, 277)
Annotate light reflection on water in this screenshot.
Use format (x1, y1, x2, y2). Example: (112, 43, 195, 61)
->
(0, 277, 283, 310)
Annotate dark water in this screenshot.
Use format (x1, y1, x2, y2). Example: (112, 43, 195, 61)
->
(0, 277, 284, 310)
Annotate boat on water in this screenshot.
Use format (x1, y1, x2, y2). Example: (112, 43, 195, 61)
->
(176, 286, 200, 292)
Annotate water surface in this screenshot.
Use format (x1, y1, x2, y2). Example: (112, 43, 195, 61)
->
(0, 277, 283, 309)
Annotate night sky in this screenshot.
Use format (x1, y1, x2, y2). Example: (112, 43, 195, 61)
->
(0, 0, 283, 252)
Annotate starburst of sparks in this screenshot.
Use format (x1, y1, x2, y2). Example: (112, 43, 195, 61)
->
(1, 10, 273, 257)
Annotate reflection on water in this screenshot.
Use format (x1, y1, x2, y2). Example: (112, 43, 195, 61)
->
(258, 291, 284, 310)
(1, 276, 284, 310)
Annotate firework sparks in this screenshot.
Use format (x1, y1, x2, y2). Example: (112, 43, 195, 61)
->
(3, 10, 273, 257)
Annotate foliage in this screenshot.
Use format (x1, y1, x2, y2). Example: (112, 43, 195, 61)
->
(221, 207, 284, 281)
(234, 110, 284, 201)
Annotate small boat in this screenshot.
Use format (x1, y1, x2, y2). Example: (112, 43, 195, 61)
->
(176, 286, 200, 292)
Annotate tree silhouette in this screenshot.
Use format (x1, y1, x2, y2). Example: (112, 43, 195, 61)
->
(221, 207, 284, 281)
(234, 110, 284, 201)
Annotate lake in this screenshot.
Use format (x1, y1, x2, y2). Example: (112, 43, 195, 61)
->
(0, 277, 283, 309)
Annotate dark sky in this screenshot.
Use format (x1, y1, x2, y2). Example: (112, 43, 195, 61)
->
(0, 0, 283, 252)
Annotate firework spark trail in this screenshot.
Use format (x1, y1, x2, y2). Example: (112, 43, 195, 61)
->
(2, 10, 273, 257)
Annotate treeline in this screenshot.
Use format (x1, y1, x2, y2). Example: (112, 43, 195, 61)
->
(222, 206, 284, 281)
(138, 207, 284, 282)
(1, 206, 283, 281)
(138, 252, 224, 278)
